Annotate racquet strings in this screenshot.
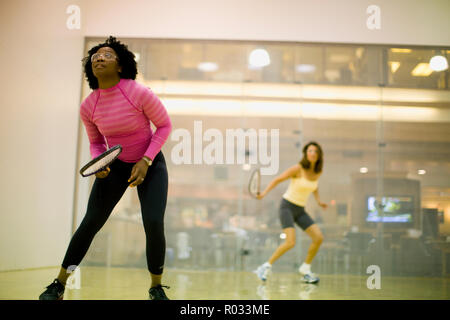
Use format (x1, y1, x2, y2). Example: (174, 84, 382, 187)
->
(82, 148, 121, 176)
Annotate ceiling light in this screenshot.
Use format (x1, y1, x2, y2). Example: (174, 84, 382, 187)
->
(296, 64, 316, 73)
(429, 55, 448, 72)
(389, 61, 400, 73)
(418, 169, 426, 175)
(249, 49, 271, 68)
(355, 48, 364, 59)
(360, 167, 368, 173)
(197, 62, 218, 72)
(329, 54, 350, 63)
(411, 63, 433, 76)
(390, 48, 412, 53)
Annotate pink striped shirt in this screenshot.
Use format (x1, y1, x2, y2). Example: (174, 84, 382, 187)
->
(80, 79, 172, 163)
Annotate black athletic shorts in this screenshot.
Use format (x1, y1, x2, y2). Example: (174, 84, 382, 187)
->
(279, 198, 315, 231)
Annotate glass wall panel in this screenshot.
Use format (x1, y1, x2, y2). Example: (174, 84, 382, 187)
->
(76, 37, 450, 295)
(387, 47, 449, 89)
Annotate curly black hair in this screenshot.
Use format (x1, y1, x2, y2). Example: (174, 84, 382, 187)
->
(82, 36, 137, 90)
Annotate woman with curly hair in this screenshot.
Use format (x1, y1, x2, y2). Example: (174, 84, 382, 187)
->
(39, 36, 172, 300)
(255, 142, 327, 284)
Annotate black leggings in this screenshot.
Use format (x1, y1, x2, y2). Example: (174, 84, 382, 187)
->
(62, 151, 168, 275)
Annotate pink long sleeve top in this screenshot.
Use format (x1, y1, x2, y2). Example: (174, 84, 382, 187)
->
(80, 79, 172, 163)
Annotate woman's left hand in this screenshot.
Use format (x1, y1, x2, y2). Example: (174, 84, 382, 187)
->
(318, 202, 328, 209)
(128, 160, 149, 187)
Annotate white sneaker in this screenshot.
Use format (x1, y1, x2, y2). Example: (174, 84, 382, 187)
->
(301, 273, 320, 284)
(254, 263, 272, 282)
(298, 264, 310, 275)
(298, 264, 319, 284)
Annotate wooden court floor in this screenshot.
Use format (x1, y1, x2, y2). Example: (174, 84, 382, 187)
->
(0, 266, 449, 300)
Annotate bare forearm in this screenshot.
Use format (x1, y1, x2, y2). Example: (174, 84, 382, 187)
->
(313, 190, 321, 204)
(257, 164, 300, 200)
(262, 178, 281, 195)
(314, 190, 328, 209)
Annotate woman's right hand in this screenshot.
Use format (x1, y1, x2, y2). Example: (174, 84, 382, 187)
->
(256, 191, 266, 200)
(95, 167, 110, 179)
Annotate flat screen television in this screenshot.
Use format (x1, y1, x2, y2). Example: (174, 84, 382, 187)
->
(366, 196, 414, 224)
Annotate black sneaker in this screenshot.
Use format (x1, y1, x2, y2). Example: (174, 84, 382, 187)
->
(39, 279, 65, 300)
(148, 285, 170, 300)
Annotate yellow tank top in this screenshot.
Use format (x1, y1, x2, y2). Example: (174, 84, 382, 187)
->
(282, 176, 319, 207)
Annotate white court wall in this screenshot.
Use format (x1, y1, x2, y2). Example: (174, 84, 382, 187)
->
(82, 0, 450, 46)
(0, 0, 84, 271)
(0, 0, 449, 271)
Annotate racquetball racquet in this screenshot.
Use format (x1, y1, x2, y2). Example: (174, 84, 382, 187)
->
(248, 168, 261, 198)
(79, 145, 122, 177)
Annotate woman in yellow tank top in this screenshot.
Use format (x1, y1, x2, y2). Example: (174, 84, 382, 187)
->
(255, 142, 328, 284)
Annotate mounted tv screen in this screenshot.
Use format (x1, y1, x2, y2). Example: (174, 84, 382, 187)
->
(367, 196, 414, 223)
